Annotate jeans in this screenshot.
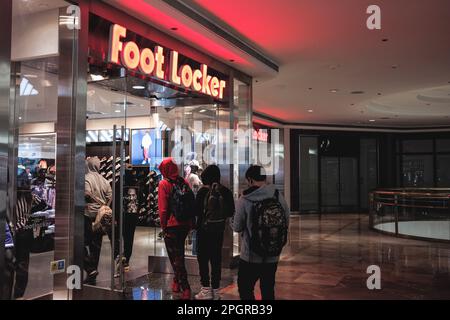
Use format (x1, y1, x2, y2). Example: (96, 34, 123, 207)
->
(164, 226, 190, 291)
(14, 229, 33, 298)
(197, 229, 224, 289)
(237, 259, 278, 300)
(84, 215, 121, 275)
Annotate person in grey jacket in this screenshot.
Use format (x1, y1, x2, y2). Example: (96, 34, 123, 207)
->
(84, 157, 112, 284)
(232, 165, 290, 300)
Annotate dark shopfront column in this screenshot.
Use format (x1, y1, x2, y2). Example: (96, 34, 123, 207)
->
(0, 0, 12, 300)
(53, 1, 88, 299)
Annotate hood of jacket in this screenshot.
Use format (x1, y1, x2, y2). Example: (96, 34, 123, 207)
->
(86, 157, 101, 174)
(158, 158, 179, 180)
(241, 183, 277, 202)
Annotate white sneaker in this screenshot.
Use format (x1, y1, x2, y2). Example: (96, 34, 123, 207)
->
(213, 288, 221, 300)
(195, 287, 213, 300)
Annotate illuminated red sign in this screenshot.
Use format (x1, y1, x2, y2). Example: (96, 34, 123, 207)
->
(108, 24, 226, 99)
(253, 129, 269, 142)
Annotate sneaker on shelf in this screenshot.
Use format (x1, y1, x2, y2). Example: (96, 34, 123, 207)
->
(181, 288, 192, 300)
(213, 288, 221, 300)
(195, 287, 213, 300)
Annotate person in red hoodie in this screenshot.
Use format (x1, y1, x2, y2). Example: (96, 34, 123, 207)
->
(158, 158, 193, 299)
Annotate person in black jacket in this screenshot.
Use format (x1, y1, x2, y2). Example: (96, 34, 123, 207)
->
(194, 165, 235, 300)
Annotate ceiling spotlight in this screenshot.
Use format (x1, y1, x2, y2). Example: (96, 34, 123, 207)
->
(307, 109, 314, 113)
(184, 112, 193, 115)
(199, 109, 207, 113)
(369, 119, 376, 122)
(18, 116, 22, 120)
(132, 85, 145, 90)
(330, 89, 338, 93)
(115, 110, 121, 113)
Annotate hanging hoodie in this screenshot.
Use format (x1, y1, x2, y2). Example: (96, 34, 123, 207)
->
(157, 158, 192, 229)
(85, 157, 112, 219)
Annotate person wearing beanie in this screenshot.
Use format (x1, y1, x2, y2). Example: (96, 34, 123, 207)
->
(193, 165, 235, 300)
(158, 158, 193, 300)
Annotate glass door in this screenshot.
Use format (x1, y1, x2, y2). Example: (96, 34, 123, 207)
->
(85, 71, 129, 292)
(320, 157, 340, 210)
(320, 156, 358, 212)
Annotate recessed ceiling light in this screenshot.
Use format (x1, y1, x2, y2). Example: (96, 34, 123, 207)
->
(184, 112, 192, 115)
(115, 110, 121, 113)
(330, 89, 339, 93)
(132, 85, 145, 90)
(199, 109, 207, 113)
(369, 119, 376, 122)
(307, 109, 314, 113)
(18, 116, 22, 120)
(351, 91, 365, 94)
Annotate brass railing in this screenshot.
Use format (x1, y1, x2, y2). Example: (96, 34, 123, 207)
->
(369, 188, 450, 242)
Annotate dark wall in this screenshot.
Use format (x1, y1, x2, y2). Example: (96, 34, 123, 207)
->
(290, 129, 450, 212)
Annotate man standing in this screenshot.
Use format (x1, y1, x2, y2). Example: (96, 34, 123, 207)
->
(232, 165, 290, 300)
(194, 165, 235, 300)
(84, 157, 112, 284)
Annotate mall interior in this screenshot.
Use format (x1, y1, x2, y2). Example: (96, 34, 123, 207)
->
(1, 0, 450, 300)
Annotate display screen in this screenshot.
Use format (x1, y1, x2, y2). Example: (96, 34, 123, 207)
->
(131, 128, 163, 168)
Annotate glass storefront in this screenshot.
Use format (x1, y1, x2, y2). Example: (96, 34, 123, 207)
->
(1, 1, 253, 299)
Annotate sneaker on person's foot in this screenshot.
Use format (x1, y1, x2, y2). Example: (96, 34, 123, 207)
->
(195, 287, 213, 300)
(181, 288, 192, 300)
(84, 270, 98, 285)
(114, 256, 126, 278)
(172, 280, 180, 293)
(213, 288, 221, 300)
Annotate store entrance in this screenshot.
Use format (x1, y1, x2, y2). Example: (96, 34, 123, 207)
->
(83, 67, 225, 296)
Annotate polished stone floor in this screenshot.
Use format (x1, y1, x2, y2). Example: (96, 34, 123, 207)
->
(126, 214, 450, 300)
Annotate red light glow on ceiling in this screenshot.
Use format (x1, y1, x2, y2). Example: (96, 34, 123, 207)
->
(108, 0, 253, 68)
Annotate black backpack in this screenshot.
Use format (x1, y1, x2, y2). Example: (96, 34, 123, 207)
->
(168, 177, 195, 222)
(250, 190, 288, 258)
(202, 183, 227, 232)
